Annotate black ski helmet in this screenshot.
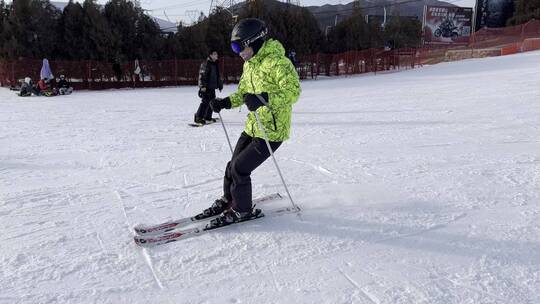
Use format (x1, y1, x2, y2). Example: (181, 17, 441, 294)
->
(230, 18, 267, 54)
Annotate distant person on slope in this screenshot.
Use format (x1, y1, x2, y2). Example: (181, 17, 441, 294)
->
(194, 49, 223, 125)
(56, 75, 73, 95)
(37, 78, 57, 96)
(205, 18, 300, 225)
(18, 77, 34, 97)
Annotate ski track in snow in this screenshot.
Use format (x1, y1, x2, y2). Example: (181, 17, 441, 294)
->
(113, 189, 165, 290)
(1, 51, 540, 303)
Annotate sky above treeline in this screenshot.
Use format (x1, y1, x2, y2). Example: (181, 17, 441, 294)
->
(9, 0, 477, 24)
(139, 0, 476, 24)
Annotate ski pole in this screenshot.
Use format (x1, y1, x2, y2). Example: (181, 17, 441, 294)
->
(252, 110, 300, 212)
(218, 112, 234, 155)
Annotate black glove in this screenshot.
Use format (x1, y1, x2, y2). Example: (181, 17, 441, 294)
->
(198, 88, 206, 98)
(210, 97, 231, 113)
(243, 93, 268, 112)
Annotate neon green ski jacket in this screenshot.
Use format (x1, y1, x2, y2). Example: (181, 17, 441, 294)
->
(229, 39, 301, 142)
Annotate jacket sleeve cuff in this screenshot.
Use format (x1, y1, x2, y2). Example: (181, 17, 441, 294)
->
(229, 92, 244, 108)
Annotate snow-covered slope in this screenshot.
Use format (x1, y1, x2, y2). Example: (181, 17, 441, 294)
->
(1, 51, 539, 304)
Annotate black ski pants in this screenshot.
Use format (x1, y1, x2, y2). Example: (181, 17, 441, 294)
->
(223, 132, 282, 212)
(195, 89, 215, 121)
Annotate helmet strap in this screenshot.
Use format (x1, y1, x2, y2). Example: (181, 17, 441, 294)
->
(250, 38, 265, 56)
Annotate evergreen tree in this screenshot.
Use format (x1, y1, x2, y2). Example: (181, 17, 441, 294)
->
(0, 1, 7, 58)
(5, 0, 38, 58)
(509, 0, 540, 25)
(103, 0, 135, 61)
(326, 8, 372, 53)
(173, 7, 233, 59)
(82, 0, 114, 60)
(288, 8, 323, 55)
(58, 1, 85, 59)
(176, 22, 208, 59)
(162, 32, 181, 59)
(32, 0, 60, 58)
(239, 0, 323, 55)
(134, 14, 163, 60)
(382, 16, 422, 49)
(205, 7, 234, 56)
(1, 0, 59, 59)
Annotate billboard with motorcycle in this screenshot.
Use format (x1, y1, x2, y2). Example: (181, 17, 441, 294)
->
(423, 6, 474, 45)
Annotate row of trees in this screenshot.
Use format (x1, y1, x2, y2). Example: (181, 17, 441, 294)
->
(508, 0, 540, 25)
(177, 1, 422, 57)
(2, 0, 538, 61)
(0, 0, 167, 60)
(0, 0, 423, 61)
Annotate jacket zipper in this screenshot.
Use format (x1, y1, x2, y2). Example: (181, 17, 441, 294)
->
(250, 68, 257, 134)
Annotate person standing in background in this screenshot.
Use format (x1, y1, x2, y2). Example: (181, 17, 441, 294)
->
(194, 50, 223, 125)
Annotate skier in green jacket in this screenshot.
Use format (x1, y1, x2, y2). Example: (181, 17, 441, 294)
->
(205, 18, 300, 225)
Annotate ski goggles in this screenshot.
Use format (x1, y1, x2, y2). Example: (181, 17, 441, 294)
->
(230, 41, 245, 54)
(230, 29, 268, 54)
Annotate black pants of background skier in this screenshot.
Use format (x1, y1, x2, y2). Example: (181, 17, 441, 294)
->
(195, 89, 216, 121)
(223, 132, 281, 212)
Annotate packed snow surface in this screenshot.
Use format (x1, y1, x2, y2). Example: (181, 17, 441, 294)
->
(1, 51, 540, 304)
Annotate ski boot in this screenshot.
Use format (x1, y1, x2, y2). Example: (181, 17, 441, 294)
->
(194, 115, 206, 125)
(194, 197, 230, 220)
(206, 207, 263, 230)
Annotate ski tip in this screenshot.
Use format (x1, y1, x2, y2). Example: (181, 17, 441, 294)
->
(133, 224, 143, 233)
(133, 225, 151, 235)
(133, 237, 149, 247)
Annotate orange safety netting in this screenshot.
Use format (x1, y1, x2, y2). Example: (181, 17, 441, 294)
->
(0, 49, 417, 89)
(417, 19, 540, 64)
(1, 20, 539, 90)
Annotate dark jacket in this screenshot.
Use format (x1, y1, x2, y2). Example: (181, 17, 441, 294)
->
(57, 79, 70, 88)
(198, 58, 223, 91)
(19, 81, 33, 96)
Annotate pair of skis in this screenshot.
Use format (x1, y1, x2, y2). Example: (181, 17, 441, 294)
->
(133, 193, 299, 247)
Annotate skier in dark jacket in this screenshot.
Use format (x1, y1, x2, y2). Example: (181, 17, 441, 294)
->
(203, 18, 300, 226)
(56, 75, 73, 95)
(194, 49, 223, 125)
